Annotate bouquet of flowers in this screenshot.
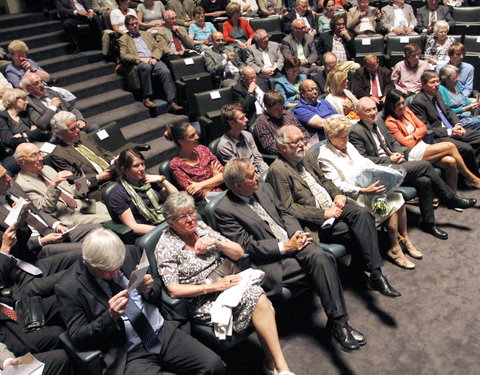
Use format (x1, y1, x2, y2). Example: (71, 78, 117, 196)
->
(354, 164, 406, 215)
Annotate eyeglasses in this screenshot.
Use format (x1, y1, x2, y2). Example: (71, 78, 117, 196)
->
(284, 137, 309, 146)
(176, 209, 196, 222)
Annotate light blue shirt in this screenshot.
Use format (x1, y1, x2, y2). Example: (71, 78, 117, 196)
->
(188, 22, 216, 51)
(130, 33, 153, 59)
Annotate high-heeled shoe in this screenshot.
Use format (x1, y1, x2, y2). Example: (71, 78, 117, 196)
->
(399, 236, 423, 259)
(465, 179, 480, 189)
(387, 249, 415, 269)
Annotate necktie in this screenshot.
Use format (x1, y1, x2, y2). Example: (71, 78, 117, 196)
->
(432, 97, 453, 129)
(75, 144, 110, 170)
(0, 304, 17, 321)
(371, 75, 379, 98)
(372, 124, 392, 156)
(15, 258, 43, 275)
(248, 197, 289, 242)
(297, 164, 333, 209)
(106, 279, 162, 354)
(39, 174, 78, 209)
(172, 33, 183, 53)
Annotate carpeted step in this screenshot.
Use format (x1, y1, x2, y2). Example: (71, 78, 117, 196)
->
(51, 60, 115, 86)
(142, 137, 179, 169)
(0, 20, 62, 42)
(65, 73, 124, 100)
(0, 30, 66, 50)
(76, 89, 134, 118)
(39, 54, 89, 74)
(121, 113, 189, 144)
(27, 42, 70, 62)
(0, 12, 49, 28)
(85, 102, 151, 128)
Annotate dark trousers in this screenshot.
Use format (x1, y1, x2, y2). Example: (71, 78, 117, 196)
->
(320, 202, 383, 271)
(437, 129, 480, 177)
(62, 14, 103, 49)
(36, 349, 72, 375)
(135, 61, 176, 102)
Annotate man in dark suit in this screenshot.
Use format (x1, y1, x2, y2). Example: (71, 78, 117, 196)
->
(350, 96, 477, 239)
(55, 228, 225, 374)
(281, 0, 317, 34)
(266, 124, 400, 296)
(317, 13, 356, 66)
(49, 111, 116, 201)
(409, 70, 480, 177)
(215, 158, 368, 352)
(54, 0, 103, 53)
(232, 67, 269, 126)
(415, 0, 454, 34)
(351, 54, 394, 106)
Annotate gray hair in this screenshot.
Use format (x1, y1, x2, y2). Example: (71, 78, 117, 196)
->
(254, 29, 267, 41)
(296, 0, 308, 5)
(2, 88, 27, 109)
(82, 228, 126, 270)
(20, 72, 35, 89)
(439, 64, 459, 84)
(13, 142, 35, 161)
(163, 191, 195, 223)
(51, 111, 76, 135)
(324, 114, 352, 138)
(274, 125, 293, 147)
(223, 158, 250, 191)
(433, 20, 450, 34)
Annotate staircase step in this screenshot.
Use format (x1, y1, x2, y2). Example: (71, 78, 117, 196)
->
(0, 21, 63, 42)
(86, 102, 151, 128)
(76, 89, 134, 118)
(52, 60, 116, 86)
(65, 73, 125, 100)
(142, 137, 179, 169)
(0, 30, 66, 50)
(28, 42, 71, 62)
(122, 114, 189, 144)
(0, 12, 48, 28)
(39, 54, 89, 74)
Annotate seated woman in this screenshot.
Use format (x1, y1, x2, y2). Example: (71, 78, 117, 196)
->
(439, 64, 480, 131)
(222, 2, 254, 49)
(0, 89, 45, 151)
(274, 56, 307, 109)
(167, 122, 225, 200)
(318, 0, 335, 33)
(231, 0, 259, 17)
(318, 115, 421, 269)
(155, 192, 295, 375)
(383, 89, 480, 191)
(324, 69, 359, 122)
(424, 21, 457, 67)
(136, 0, 166, 32)
(110, 148, 178, 236)
(188, 6, 217, 52)
(110, 0, 136, 35)
(201, 0, 228, 21)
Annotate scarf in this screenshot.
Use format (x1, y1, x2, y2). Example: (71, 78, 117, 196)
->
(120, 178, 165, 224)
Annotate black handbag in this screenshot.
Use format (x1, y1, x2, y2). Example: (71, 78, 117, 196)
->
(15, 296, 45, 332)
(205, 259, 240, 284)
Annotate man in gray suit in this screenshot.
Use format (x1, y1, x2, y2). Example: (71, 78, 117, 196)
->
(415, 0, 454, 34)
(246, 29, 284, 80)
(204, 31, 245, 88)
(381, 0, 418, 36)
(281, 19, 322, 75)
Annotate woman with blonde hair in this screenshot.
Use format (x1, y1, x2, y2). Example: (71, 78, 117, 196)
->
(324, 69, 359, 121)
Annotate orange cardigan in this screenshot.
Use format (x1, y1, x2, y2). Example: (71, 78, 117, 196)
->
(385, 107, 428, 149)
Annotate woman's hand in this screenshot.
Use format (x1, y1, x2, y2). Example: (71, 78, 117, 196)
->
(360, 181, 386, 194)
(236, 39, 247, 48)
(212, 160, 223, 175)
(186, 180, 205, 195)
(145, 174, 165, 184)
(463, 101, 479, 112)
(195, 237, 218, 254)
(213, 275, 242, 292)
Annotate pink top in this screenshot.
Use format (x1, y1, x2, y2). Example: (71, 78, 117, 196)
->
(391, 59, 430, 96)
(170, 145, 224, 198)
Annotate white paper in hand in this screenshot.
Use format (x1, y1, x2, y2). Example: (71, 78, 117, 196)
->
(3, 353, 45, 375)
(74, 171, 89, 196)
(5, 197, 29, 227)
(127, 250, 150, 292)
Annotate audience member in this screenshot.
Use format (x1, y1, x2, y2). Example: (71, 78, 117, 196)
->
(92, 0, 117, 13)
(281, 0, 317, 35)
(157, 10, 196, 58)
(318, 115, 419, 269)
(274, 56, 306, 108)
(391, 43, 430, 97)
(233, 67, 269, 125)
(253, 90, 309, 155)
(281, 19, 322, 75)
(215, 158, 368, 351)
(318, 0, 335, 33)
(258, 0, 282, 17)
(424, 21, 456, 66)
(136, 0, 166, 31)
(218, 103, 268, 173)
(0, 73, 12, 112)
(201, 0, 228, 20)
(311, 52, 338, 94)
(119, 15, 183, 111)
(231, 0, 259, 17)
(247, 29, 284, 80)
(204, 32, 245, 88)
(267, 125, 401, 297)
(188, 6, 216, 52)
(415, 0, 453, 35)
(14, 143, 112, 225)
(156, 192, 295, 374)
(436, 43, 474, 98)
(381, 0, 418, 36)
(293, 79, 337, 138)
(324, 69, 359, 120)
(347, 0, 383, 37)
(110, 0, 136, 35)
(55, 228, 226, 375)
(222, 2, 255, 49)
(167, 0, 196, 27)
(167, 122, 225, 200)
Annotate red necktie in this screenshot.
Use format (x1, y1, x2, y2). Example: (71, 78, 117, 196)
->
(0, 304, 17, 321)
(172, 34, 183, 53)
(371, 76, 379, 98)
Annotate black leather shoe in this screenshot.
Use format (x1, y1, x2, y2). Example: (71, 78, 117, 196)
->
(327, 320, 360, 351)
(420, 223, 448, 240)
(347, 323, 366, 346)
(446, 196, 477, 210)
(367, 274, 401, 298)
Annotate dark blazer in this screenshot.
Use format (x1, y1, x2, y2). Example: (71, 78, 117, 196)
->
(281, 33, 319, 66)
(351, 66, 394, 100)
(232, 79, 269, 124)
(0, 111, 43, 150)
(281, 9, 317, 34)
(349, 119, 407, 164)
(317, 30, 356, 60)
(409, 91, 460, 139)
(415, 5, 454, 32)
(214, 183, 304, 296)
(27, 88, 85, 131)
(55, 0, 93, 17)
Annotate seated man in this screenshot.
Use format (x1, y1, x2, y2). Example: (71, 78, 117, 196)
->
(23, 72, 96, 133)
(351, 54, 394, 106)
(204, 31, 245, 88)
(436, 43, 473, 98)
(391, 44, 430, 97)
(54, 0, 103, 53)
(253, 90, 309, 155)
(267, 124, 401, 296)
(232, 67, 269, 126)
(14, 143, 111, 226)
(166, 0, 196, 27)
(119, 15, 183, 110)
(215, 158, 368, 352)
(350, 97, 477, 239)
(410, 70, 480, 174)
(415, 0, 454, 34)
(49, 111, 116, 201)
(281, 19, 322, 75)
(55, 228, 225, 374)
(246, 29, 284, 80)
(311, 52, 338, 95)
(347, 0, 383, 38)
(381, 0, 418, 36)
(218, 103, 268, 174)
(156, 10, 196, 60)
(281, 0, 317, 35)
(293, 79, 337, 139)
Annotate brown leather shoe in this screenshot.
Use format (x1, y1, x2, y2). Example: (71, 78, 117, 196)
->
(168, 102, 183, 112)
(143, 98, 156, 108)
